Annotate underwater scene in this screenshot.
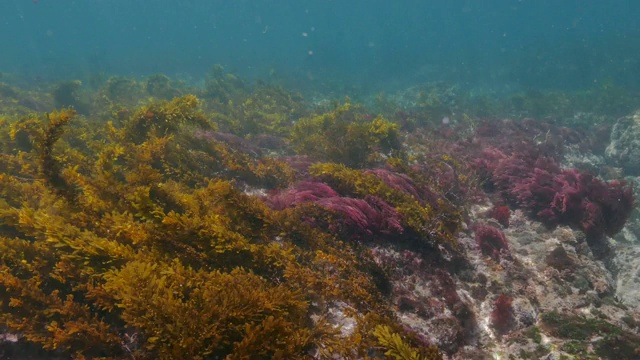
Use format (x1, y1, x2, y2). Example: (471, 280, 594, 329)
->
(2, 1, 640, 359)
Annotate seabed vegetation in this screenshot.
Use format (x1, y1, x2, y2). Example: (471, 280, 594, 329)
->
(0, 66, 638, 359)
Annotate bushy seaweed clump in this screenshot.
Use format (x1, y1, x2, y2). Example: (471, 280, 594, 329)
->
(489, 205, 510, 227)
(474, 224, 509, 261)
(490, 294, 515, 335)
(305, 162, 463, 248)
(200, 64, 309, 141)
(291, 101, 403, 168)
(373, 325, 443, 360)
(267, 180, 404, 240)
(0, 92, 446, 359)
(468, 119, 634, 258)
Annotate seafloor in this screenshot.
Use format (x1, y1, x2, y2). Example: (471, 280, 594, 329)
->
(1, 69, 640, 359)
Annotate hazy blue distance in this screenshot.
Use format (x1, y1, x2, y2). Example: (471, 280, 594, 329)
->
(1, 0, 639, 92)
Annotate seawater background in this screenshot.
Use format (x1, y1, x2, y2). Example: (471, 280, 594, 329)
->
(1, 0, 640, 93)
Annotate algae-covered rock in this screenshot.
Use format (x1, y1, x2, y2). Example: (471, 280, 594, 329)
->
(605, 111, 640, 175)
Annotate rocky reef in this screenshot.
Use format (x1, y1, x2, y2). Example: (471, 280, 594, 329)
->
(0, 70, 639, 359)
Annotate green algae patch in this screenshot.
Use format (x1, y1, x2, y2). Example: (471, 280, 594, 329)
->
(540, 311, 640, 359)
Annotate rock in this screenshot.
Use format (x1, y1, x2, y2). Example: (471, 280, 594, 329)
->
(605, 111, 640, 175)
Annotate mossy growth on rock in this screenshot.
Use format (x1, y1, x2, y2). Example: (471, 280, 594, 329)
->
(540, 311, 640, 359)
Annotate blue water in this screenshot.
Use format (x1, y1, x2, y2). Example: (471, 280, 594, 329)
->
(2, 0, 640, 92)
